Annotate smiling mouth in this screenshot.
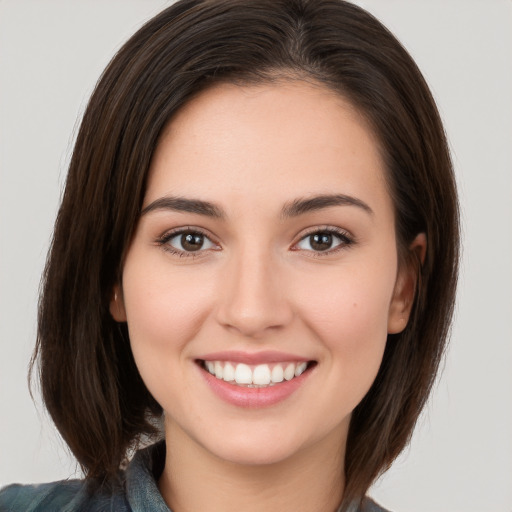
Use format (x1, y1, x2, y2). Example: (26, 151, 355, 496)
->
(198, 360, 316, 388)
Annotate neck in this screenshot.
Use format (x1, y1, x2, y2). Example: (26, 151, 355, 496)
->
(158, 419, 346, 512)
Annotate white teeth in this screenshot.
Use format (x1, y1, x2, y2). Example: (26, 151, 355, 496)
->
(271, 365, 284, 383)
(284, 363, 295, 381)
(253, 364, 271, 385)
(203, 360, 311, 386)
(214, 361, 223, 379)
(295, 362, 307, 377)
(223, 362, 235, 382)
(234, 363, 252, 384)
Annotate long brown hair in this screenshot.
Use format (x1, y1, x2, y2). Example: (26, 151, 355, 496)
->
(33, 0, 459, 507)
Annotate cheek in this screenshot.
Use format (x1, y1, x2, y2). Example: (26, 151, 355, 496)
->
(120, 256, 216, 368)
(294, 259, 395, 378)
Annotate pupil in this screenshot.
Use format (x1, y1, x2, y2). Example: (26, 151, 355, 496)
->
(182, 233, 203, 251)
(311, 233, 332, 251)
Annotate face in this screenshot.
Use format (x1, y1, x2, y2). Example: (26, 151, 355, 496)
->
(111, 81, 419, 468)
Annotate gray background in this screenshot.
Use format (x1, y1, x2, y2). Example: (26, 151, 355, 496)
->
(1, 1, 511, 511)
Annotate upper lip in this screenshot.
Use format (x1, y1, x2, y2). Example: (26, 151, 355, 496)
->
(197, 350, 313, 364)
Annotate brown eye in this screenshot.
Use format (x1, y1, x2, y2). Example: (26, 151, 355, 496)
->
(295, 229, 352, 254)
(181, 232, 205, 251)
(310, 233, 334, 251)
(164, 230, 217, 254)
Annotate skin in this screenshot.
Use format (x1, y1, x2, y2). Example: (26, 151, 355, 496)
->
(111, 80, 425, 512)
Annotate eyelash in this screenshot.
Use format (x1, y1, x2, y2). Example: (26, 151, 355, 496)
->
(293, 226, 354, 258)
(155, 227, 219, 259)
(155, 226, 355, 259)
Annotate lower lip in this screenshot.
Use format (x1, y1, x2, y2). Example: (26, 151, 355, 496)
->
(198, 364, 313, 408)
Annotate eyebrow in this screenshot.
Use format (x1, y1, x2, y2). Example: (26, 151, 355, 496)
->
(280, 194, 373, 218)
(141, 196, 226, 218)
(141, 193, 373, 219)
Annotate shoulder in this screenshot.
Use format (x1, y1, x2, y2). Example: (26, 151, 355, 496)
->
(0, 480, 84, 512)
(361, 496, 392, 512)
(0, 479, 130, 512)
(0, 441, 167, 512)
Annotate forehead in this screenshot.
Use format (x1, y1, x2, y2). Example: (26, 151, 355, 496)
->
(145, 80, 390, 217)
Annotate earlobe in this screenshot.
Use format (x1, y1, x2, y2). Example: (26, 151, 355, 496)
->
(109, 284, 127, 322)
(387, 233, 426, 334)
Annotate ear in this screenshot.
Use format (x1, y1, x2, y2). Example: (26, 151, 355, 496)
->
(109, 284, 127, 322)
(387, 233, 427, 334)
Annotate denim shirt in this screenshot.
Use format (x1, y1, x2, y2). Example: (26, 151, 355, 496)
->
(0, 441, 389, 512)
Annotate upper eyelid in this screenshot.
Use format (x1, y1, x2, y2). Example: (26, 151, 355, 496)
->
(294, 225, 354, 245)
(296, 225, 352, 238)
(158, 225, 352, 241)
(158, 226, 217, 241)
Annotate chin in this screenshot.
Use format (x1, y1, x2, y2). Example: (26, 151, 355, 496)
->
(196, 420, 335, 468)
(210, 439, 302, 467)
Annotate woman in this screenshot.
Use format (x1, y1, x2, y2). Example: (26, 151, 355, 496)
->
(0, 1, 459, 511)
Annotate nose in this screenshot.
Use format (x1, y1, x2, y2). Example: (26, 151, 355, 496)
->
(215, 246, 294, 339)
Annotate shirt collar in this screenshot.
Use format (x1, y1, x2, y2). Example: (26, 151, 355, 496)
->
(125, 440, 171, 512)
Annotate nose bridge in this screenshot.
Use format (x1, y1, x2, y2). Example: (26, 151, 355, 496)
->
(216, 239, 292, 338)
